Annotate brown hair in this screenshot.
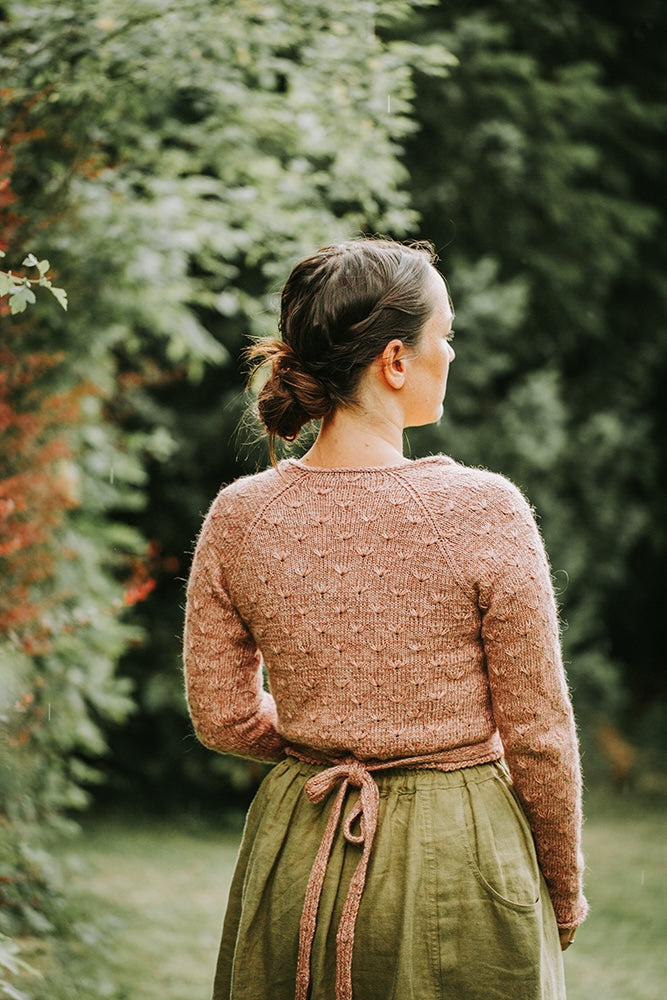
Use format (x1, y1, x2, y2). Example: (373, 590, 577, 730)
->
(247, 237, 438, 454)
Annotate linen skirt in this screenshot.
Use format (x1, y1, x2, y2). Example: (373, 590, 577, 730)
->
(212, 757, 566, 1000)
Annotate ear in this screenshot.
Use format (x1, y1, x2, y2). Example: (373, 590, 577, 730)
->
(379, 339, 407, 390)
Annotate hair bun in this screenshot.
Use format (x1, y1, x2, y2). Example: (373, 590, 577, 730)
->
(248, 339, 333, 441)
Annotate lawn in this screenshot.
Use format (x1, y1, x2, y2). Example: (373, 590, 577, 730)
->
(564, 793, 667, 1000)
(63, 818, 242, 1000)
(18, 790, 667, 999)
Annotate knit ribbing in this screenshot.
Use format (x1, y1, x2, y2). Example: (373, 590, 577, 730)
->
(183, 455, 587, 928)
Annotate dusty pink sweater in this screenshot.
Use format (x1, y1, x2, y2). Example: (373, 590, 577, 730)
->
(183, 455, 587, 928)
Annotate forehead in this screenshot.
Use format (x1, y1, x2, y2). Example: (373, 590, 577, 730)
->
(426, 267, 453, 318)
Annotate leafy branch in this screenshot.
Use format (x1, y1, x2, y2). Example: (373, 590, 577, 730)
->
(0, 252, 68, 314)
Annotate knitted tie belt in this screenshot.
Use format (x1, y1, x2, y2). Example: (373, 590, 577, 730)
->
(286, 747, 460, 1000)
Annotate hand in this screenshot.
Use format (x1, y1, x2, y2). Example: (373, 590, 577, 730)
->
(559, 927, 576, 951)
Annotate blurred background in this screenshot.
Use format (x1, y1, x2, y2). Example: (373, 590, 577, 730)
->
(1, 1, 665, 998)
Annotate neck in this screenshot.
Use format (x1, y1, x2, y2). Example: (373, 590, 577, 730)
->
(301, 406, 407, 469)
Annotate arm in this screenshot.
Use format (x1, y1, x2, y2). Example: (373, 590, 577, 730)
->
(478, 482, 587, 929)
(183, 497, 286, 763)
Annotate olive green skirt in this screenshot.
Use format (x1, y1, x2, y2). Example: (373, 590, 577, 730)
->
(213, 758, 565, 1000)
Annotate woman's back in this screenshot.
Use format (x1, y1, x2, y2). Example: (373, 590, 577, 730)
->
(187, 455, 554, 760)
(184, 454, 585, 929)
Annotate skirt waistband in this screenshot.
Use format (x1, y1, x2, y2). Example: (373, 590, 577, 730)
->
(284, 754, 509, 789)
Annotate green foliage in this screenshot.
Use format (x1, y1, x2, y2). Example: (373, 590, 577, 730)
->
(0, 0, 456, 805)
(0, 253, 67, 314)
(0, 2, 455, 992)
(0, 235, 145, 942)
(402, 0, 667, 740)
(0, 418, 141, 937)
(3, 0, 452, 362)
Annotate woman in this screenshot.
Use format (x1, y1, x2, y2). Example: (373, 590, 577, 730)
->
(183, 238, 587, 1000)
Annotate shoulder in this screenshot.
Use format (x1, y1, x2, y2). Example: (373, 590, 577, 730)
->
(401, 455, 535, 525)
(405, 457, 548, 592)
(206, 464, 301, 526)
(209, 465, 286, 515)
(195, 465, 291, 554)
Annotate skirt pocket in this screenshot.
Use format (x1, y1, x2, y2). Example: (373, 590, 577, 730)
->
(459, 767, 541, 911)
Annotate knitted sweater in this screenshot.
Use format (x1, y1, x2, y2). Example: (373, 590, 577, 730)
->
(183, 455, 587, 928)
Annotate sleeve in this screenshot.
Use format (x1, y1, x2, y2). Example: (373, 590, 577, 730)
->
(478, 479, 588, 929)
(183, 496, 286, 763)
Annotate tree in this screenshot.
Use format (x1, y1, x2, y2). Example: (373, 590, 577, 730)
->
(1, 137, 140, 991)
(1, 5, 453, 991)
(2, 0, 454, 806)
(401, 0, 667, 764)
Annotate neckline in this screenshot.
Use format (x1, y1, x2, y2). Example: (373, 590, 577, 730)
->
(281, 455, 449, 474)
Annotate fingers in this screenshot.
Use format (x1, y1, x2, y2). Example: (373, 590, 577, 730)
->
(559, 926, 576, 951)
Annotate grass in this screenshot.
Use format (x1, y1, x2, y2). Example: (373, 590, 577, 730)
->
(564, 792, 667, 1000)
(12, 790, 667, 1000)
(67, 818, 242, 1000)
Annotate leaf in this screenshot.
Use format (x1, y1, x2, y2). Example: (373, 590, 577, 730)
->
(8, 285, 36, 314)
(22, 253, 38, 268)
(49, 285, 68, 310)
(37, 258, 50, 276)
(0, 271, 15, 296)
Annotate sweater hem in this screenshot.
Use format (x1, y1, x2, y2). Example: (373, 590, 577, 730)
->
(280, 732, 505, 772)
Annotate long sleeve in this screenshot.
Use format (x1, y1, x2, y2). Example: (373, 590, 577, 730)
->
(477, 480, 587, 928)
(183, 499, 287, 763)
